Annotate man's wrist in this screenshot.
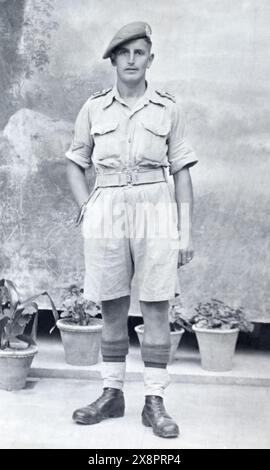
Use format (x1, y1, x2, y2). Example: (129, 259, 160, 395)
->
(177, 226, 193, 247)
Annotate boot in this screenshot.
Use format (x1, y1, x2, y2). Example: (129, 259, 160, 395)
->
(72, 387, 125, 425)
(142, 395, 179, 438)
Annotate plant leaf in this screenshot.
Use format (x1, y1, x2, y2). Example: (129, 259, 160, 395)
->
(16, 334, 36, 347)
(21, 302, 38, 316)
(60, 311, 71, 318)
(31, 314, 38, 342)
(0, 285, 9, 306)
(0, 317, 9, 348)
(19, 291, 58, 323)
(3, 307, 13, 318)
(10, 322, 28, 336)
(4, 279, 22, 306)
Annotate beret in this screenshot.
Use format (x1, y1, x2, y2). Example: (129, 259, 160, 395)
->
(102, 21, 152, 59)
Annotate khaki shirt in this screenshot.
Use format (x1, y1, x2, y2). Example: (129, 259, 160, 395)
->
(65, 83, 198, 175)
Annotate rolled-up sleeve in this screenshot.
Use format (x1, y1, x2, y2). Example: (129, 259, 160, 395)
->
(168, 103, 198, 175)
(65, 100, 94, 169)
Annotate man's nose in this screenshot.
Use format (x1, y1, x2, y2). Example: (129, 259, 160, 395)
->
(128, 51, 135, 63)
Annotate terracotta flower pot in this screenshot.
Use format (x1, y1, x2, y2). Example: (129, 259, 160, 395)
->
(0, 345, 38, 391)
(192, 325, 239, 371)
(134, 324, 184, 363)
(57, 318, 103, 366)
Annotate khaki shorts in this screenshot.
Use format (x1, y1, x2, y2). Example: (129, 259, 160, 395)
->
(81, 181, 180, 303)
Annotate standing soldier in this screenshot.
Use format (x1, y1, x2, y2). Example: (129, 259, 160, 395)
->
(66, 22, 198, 438)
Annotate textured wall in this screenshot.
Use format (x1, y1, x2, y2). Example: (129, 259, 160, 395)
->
(0, 0, 269, 319)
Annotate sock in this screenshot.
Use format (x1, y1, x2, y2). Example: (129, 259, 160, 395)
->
(101, 361, 126, 391)
(144, 361, 167, 369)
(141, 341, 170, 364)
(143, 366, 170, 398)
(103, 355, 126, 362)
(101, 337, 129, 358)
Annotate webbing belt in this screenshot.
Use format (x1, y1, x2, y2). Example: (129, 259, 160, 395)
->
(96, 167, 166, 187)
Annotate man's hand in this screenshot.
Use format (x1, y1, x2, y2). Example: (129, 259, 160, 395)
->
(173, 167, 195, 268)
(178, 238, 194, 268)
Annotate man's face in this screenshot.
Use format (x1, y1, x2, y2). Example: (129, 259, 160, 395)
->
(111, 38, 154, 84)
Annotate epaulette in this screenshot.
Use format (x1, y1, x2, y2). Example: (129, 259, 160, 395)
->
(155, 89, 176, 103)
(89, 88, 112, 100)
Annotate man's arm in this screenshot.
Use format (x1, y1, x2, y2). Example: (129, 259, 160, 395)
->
(173, 166, 194, 267)
(66, 159, 91, 208)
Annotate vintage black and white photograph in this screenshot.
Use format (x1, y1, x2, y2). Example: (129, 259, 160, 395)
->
(0, 0, 269, 450)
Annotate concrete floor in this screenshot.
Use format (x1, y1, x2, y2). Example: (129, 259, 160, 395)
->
(1, 336, 270, 449)
(0, 377, 269, 449)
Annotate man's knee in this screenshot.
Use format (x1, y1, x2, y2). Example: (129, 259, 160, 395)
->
(140, 300, 170, 345)
(102, 295, 130, 317)
(101, 296, 130, 342)
(140, 300, 169, 327)
(140, 300, 169, 318)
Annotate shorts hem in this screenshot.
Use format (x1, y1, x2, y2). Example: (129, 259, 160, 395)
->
(83, 290, 131, 303)
(139, 291, 176, 302)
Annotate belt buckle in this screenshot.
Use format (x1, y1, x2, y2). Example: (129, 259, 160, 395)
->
(126, 172, 133, 186)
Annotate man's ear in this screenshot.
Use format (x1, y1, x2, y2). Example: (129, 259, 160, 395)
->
(147, 53, 154, 69)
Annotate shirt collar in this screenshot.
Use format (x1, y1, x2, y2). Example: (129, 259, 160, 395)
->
(102, 82, 166, 109)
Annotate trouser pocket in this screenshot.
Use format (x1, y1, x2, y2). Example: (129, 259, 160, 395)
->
(81, 187, 103, 237)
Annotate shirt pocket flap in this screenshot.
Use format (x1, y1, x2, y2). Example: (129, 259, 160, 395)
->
(91, 122, 119, 136)
(141, 121, 170, 137)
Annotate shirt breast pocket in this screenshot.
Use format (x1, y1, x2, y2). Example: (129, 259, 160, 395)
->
(140, 120, 170, 161)
(91, 122, 119, 159)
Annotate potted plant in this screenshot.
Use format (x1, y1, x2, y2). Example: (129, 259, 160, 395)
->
(56, 284, 103, 366)
(0, 278, 58, 391)
(176, 298, 254, 371)
(134, 296, 185, 363)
